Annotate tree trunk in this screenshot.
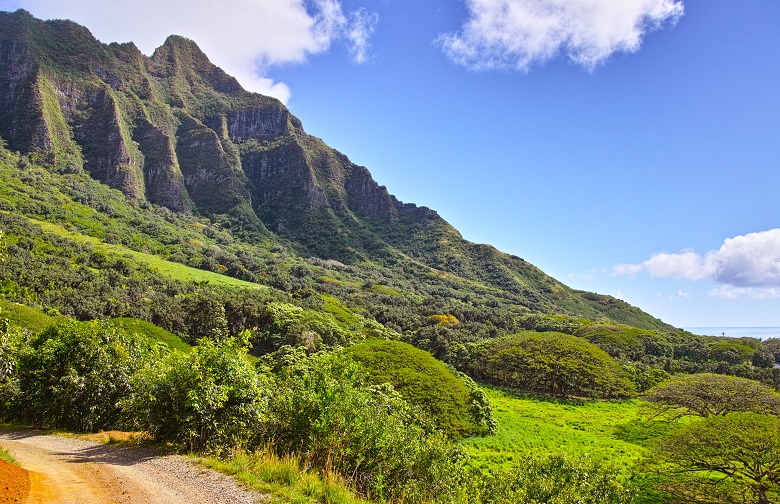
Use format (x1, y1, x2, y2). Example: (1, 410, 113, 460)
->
(754, 485, 770, 504)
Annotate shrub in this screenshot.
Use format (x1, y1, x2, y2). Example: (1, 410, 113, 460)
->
(130, 337, 267, 453)
(458, 454, 636, 504)
(474, 332, 635, 399)
(343, 339, 496, 437)
(252, 302, 357, 354)
(262, 353, 464, 502)
(12, 319, 158, 431)
(0, 313, 25, 413)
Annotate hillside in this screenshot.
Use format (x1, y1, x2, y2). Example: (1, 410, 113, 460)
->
(0, 9, 673, 353)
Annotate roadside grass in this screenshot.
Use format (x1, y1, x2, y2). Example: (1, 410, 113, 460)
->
(0, 445, 16, 464)
(27, 217, 265, 290)
(200, 449, 370, 504)
(459, 386, 664, 476)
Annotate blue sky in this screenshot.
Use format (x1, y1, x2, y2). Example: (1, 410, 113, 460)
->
(2, 0, 779, 328)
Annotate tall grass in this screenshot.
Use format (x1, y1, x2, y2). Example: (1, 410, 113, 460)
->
(200, 448, 371, 504)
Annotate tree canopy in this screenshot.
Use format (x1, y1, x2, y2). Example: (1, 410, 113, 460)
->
(643, 373, 780, 420)
(650, 412, 780, 504)
(473, 332, 635, 399)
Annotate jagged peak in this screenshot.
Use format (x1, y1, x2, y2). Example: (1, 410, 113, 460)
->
(151, 35, 243, 94)
(153, 35, 210, 65)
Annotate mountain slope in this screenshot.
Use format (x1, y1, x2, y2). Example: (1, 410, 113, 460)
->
(0, 9, 673, 333)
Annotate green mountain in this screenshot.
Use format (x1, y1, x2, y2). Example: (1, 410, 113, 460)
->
(0, 9, 674, 350)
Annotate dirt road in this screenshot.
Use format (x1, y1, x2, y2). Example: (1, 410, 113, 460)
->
(0, 430, 267, 504)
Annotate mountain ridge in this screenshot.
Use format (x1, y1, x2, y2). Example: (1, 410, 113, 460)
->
(0, 9, 673, 333)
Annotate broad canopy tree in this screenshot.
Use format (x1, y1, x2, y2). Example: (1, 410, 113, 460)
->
(642, 373, 780, 420)
(651, 412, 780, 504)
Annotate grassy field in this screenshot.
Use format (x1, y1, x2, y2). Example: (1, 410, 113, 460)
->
(460, 387, 666, 475)
(27, 217, 266, 291)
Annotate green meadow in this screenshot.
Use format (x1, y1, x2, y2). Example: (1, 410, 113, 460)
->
(460, 387, 665, 476)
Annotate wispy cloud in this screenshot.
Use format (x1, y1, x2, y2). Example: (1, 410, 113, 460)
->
(708, 286, 780, 300)
(8, 0, 378, 102)
(614, 229, 780, 297)
(346, 8, 379, 64)
(437, 0, 684, 71)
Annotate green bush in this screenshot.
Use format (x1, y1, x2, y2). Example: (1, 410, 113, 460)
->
(0, 313, 25, 414)
(130, 337, 267, 453)
(11, 319, 158, 431)
(343, 339, 496, 437)
(263, 352, 464, 502)
(473, 332, 635, 399)
(457, 454, 636, 504)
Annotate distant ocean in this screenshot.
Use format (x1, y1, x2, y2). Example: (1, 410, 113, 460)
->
(682, 327, 780, 340)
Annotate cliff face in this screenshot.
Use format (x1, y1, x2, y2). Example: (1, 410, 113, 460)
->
(0, 10, 404, 243)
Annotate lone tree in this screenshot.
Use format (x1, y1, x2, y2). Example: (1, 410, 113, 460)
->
(642, 373, 780, 420)
(651, 412, 780, 504)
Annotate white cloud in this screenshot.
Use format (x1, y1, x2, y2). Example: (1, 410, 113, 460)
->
(10, 0, 378, 102)
(708, 286, 780, 300)
(614, 229, 780, 297)
(438, 0, 684, 71)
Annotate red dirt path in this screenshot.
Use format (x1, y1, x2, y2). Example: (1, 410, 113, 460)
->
(0, 459, 30, 503)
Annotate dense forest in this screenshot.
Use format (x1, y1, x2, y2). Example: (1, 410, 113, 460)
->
(2, 10, 780, 503)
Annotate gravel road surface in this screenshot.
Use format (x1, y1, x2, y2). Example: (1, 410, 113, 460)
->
(0, 430, 268, 504)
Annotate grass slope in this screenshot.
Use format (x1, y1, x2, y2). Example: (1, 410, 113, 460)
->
(0, 299, 58, 333)
(109, 318, 191, 353)
(26, 216, 265, 290)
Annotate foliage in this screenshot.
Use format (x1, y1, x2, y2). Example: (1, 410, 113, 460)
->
(472, 332, 636, 399)
(343, 339, 496, 437)
(753, 346, 776, 368)
(457, 454, 636, 504)
(9, 319, 158, 431)
(252, 302, 359, 354)
(707, 341, 754, 365)
(643, 373, 780, 420)
(262, 352, 464, 502)
(129, 337, 267, 453)
(575, 324, 672, 362)
(764, 339, 780, 366)
(621, 362, 671, 393)
(649, 412, 780, 504)
(0, 312, 25, 413)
